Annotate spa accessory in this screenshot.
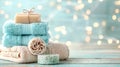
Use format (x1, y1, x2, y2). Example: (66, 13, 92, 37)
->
(47, 42, 69, 60)
(38, 54, 59, 64)
(28, 38, 46, 55)
(0, 46, 37, 63)
(2, 34, 49, 47)
(15, 8, 41, 24)
(3, 20, 48, 35)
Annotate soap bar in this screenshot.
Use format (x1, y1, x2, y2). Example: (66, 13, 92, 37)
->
(15, 13, 40, 24)
(38, 54, 59, 65)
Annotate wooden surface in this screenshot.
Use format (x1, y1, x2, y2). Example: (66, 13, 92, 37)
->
(0, 64, 120, 67)
(0, 58, 120, 67)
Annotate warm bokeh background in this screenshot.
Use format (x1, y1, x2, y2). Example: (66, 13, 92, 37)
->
(0, 0, 120, 46)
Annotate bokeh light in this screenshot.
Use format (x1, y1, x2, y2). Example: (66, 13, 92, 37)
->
(0, 0, 119, 47)
(112, 15, 117, 20)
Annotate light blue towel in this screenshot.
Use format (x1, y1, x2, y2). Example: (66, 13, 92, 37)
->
(2, 34, 49, 47)
(3, 20, 48, 35)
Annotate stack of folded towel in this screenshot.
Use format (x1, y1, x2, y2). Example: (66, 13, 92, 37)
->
(0, 9, 49, 63)
(2, 20, 49, 47)
(2, 9, 49, 47)
(0, 8, 69, 64)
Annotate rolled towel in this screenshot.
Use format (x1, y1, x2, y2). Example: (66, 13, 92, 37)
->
(47, 42, 69, 60)
(38, 54, 59, 65)
(2, 34, 49, 47)
(0, 51, 20, 58)
(3, 20, 48, 35)
(28, 38, 46, 55)
(0, 46, 37, 63)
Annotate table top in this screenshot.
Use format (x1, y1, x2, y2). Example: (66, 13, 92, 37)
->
(0, 58, 120, 67)
(0, 64, 120, 67)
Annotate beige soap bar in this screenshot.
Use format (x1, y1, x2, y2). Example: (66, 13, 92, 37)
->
(15, 13, 41, 24)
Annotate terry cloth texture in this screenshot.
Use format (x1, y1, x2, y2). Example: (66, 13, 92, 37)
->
(3, 20, 48, 35)
(0, 46, 37, 63)
(28, 37, 46, 55)
(2, 34, 49, 47)
(47, 42, 69, 60)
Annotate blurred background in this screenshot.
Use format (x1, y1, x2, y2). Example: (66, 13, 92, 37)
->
(0, 0, 120, 47)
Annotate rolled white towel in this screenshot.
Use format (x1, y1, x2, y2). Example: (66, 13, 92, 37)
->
(47, 42, 69, 60)
(0, 46, 37, 63)
(28, 37, 46, 55)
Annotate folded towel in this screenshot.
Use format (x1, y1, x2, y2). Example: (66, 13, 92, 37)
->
(2, 34, 49, 47)
(0, 46, 37, 63)
(28, 37, 46, 55)
(47, 42, 69, 60)
(3, 20, 48, 35)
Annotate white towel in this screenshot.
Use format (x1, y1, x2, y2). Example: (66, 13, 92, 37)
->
(28, 38, 46, 55)
(0, 46, 37, 63)
(47, 42, 69, 60)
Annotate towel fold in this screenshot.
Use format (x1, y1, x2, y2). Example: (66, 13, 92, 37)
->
(0, 46, 37, 63)
(28, 38, 46, 55)
(3, 20, 48, 35)
(0, 51, 20, 58)
(2, 34, 49, 47)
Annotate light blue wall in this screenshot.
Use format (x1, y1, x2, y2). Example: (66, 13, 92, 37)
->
(0, 0, 120, 44)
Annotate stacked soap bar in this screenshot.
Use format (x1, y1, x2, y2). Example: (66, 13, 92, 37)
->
(15, 13, 41, 24)
(2, 20, 49, 47)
